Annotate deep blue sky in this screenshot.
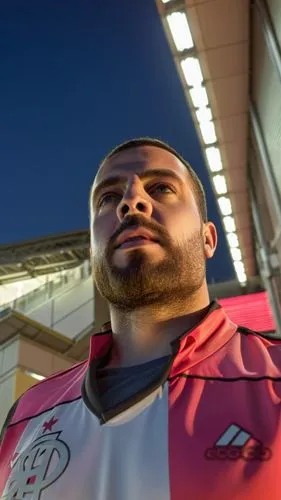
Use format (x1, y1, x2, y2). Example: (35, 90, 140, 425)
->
(0, 0, 234, 282)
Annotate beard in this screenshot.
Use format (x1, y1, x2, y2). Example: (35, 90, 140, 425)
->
(92, 216, 206, 312)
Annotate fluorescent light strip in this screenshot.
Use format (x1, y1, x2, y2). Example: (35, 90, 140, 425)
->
(205, 147, 223, 172)
(234, 261, 247, 284)
(166, 12, 194, 51)
(24, 370, 45, 381)
(218, 196, 232, 216)
(227, 232, 239, 248)
(199, 121, 217, 144)
(229, 237, 247, 283)
(181, 57, 203, 87)
(230, 247, 242, 261)
(189, 86, 208, 108)
(213, 174, 227, 195)
(164, 8, 248, 284)
(223, 216, 236, 233)
(196, 107, 212, 123)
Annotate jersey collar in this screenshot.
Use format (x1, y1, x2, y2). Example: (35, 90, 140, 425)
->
(87, 301, 237, 376)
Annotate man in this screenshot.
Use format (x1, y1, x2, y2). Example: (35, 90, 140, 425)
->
(1, 138, 281, 500)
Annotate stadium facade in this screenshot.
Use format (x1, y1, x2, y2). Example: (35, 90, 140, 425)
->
(0, 233, 108, 428)
(155, 0, 281, 326)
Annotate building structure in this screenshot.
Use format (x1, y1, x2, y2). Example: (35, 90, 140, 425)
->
(155, 0, 281, 330)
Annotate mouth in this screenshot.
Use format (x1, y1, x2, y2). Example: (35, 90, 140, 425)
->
(116, 236, 159, 249)
(114, 229, 160, 250)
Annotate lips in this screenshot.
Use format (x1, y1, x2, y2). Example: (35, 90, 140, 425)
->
(114, 229, 158, 249)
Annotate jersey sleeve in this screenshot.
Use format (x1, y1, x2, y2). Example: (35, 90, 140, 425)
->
(0, 399, 19, 444)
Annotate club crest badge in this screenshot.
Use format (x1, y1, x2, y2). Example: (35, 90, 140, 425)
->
(3, 429, 70, 500)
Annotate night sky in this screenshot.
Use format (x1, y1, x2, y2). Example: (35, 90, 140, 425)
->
(0, 0, 234, 283)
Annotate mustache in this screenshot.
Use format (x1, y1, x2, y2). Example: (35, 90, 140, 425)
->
(107, 214, 170, 252)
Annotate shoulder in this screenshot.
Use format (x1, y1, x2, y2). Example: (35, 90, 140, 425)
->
(9, 359, 88, 427)
(237, 325, 281, 374)
(237, 325, 280, 344)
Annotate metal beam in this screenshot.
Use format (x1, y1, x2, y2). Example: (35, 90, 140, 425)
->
(249, 102, 281, 229)
(0, 230, 90, 282)
(250, 183, 281, 336)
(0, 231, 90, 266)
(255, 0, 281, 82)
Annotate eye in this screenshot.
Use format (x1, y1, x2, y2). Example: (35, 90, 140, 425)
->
(148, 183, 175, 195)
(98, 192, 121, 208)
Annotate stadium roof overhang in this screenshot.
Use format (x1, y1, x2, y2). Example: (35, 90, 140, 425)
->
(0, 309, 100, 361)
(0, 310, 74, 353)
(155, 0, 256, 284)
(0, 230, 90, 285)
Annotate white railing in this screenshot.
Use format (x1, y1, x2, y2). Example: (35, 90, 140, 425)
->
(0, 261, 91, 317)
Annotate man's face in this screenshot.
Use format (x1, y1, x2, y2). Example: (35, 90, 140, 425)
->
(90, 146, 212, 311)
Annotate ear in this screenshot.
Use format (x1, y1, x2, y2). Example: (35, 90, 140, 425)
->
(203, 222, 217, 259)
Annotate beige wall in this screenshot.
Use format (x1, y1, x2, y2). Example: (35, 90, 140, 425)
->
(14, 369, 39, 400)
(18, 337, 74, 378)
(0, 335, 75, 431)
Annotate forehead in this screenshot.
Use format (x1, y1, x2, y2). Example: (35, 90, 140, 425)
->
(93, 145, 190, 187)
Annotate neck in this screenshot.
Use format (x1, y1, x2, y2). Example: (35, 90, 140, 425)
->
(107, 284, 210, 368)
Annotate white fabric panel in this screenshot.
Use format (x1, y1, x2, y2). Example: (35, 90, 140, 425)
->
(4, 385, 170, 500)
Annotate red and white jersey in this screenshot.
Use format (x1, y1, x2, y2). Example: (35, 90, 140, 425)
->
(1, 303, 281, 500)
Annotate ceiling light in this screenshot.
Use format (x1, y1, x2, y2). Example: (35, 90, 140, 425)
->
(218, 196, 232, 216)
(223, 216, 236, 233)
(213, 174, 227, 195)
(24, 370, 45, 381)
(236, 271, 247, 284)
(166, 12, 194, 51)
(230, 247, 242, 261)
(234, 261, 247, 283)
(237, 272, 247, 284)
(162, 0, 173, 3)
(227, 232, 239, 248)
(196, 107, 212, 123)
(189, 86, 208, 108)
(234, 260, 245, 273)
(205, 147, 223, 172)
(181, 57, 203, 87)
(199, 121, 217, 144)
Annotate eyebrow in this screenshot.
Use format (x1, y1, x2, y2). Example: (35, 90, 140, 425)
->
(92, 168, 182, 204)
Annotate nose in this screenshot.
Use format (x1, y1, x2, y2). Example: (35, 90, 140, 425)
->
(116, 180, 153, 221)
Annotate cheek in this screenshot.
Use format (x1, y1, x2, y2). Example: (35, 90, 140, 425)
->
(91, 215, 115, 254)
(165, 210, 201, 243)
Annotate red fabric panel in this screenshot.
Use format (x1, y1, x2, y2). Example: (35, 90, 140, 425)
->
(0, 419, 29, 494)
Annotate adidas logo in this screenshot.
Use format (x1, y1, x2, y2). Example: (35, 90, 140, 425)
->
(205, 423, 272, 461)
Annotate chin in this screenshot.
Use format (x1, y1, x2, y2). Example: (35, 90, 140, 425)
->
(113, 250, 165, 269)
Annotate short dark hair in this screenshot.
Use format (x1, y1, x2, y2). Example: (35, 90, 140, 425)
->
(100, 137, 208, 222)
